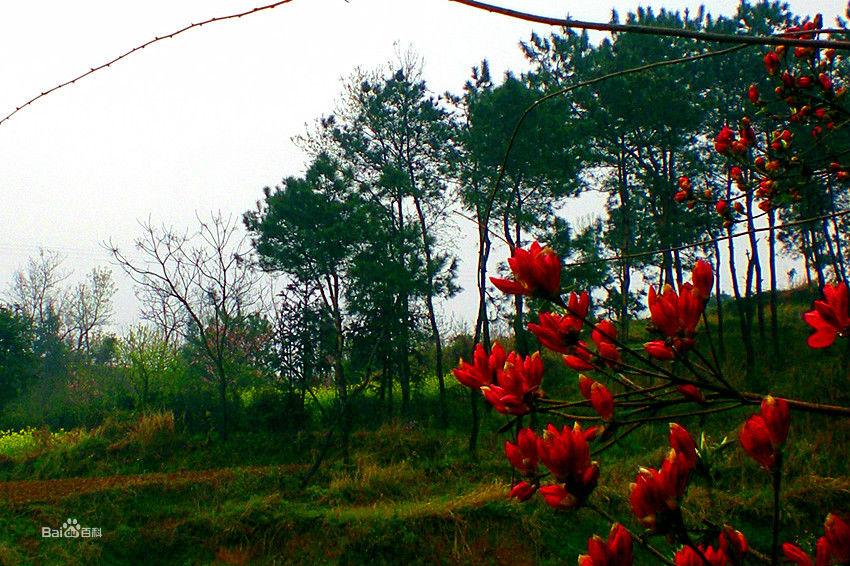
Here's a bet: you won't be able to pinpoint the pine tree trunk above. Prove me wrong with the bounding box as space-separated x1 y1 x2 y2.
412 197 447 428
713 239 725 359
768 209 780 366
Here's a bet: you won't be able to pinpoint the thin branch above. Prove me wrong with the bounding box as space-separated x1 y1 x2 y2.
450 0 850 50
0 0 296 127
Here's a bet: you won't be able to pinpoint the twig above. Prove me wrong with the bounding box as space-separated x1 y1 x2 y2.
450 0 850 50
1 0 296 127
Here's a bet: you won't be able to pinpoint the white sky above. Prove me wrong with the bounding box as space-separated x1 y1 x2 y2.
0 0 845 332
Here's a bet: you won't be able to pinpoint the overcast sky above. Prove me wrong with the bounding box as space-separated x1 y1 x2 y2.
0 0 845 332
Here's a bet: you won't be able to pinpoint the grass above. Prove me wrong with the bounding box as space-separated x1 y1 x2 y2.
0 290 847 564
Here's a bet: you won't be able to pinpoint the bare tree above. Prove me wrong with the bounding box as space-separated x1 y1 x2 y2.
110 212 259 439
135 285 186 347
65 267 116 356
8 248 70 329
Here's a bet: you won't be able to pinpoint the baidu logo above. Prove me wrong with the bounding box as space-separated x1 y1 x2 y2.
41 518 102 539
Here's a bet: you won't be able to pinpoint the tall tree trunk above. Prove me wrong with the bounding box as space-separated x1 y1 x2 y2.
809 225 827 290
768 209 780 367
745 190 765 340
713 239 725 359
802 229 814 289
412 197 447 428
827 177 848 283
396 197 412 417
727 178 754 385
469 200 492 457
617 143 632 339
330 279 350 466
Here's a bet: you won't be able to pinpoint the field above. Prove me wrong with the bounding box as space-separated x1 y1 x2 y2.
0 293 847 565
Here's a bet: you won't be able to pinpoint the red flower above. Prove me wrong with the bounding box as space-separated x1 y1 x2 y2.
629 450 691 533
803 282 850 349
505 427 539 476
782 513 849 566
673 527 747 565
644 340 675 360
673 544 729 566
563 341 595 371
783 536 832 566
578 523 634 566
491 241 561 299
528 292 589 353
764 51 781 74
509 480 537 501
669 423 697 471
720 526 749 562
539 484 576 510
739 395 790 469
452 342 507 389
591 319 621 365
677 384 704 403
692 260 713 301
825 513 850 564
537 423 600 505
579 376 614 421
714 126 736 154
716 199 729 216
481 351 544 415
747 84 760 103
644 281 704 358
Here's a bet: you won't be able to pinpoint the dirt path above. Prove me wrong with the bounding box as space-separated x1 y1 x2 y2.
0 464 304 505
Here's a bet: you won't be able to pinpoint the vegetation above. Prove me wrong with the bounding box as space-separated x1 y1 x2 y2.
2 1 850 564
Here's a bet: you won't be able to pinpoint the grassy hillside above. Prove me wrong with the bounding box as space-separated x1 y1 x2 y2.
0 290 848 565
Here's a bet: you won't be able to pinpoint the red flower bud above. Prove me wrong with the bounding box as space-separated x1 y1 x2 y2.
509 480 537 501
825 513 850 563
677 384 704 403
747 84 760 103
645 340 675 360
739 395 790 469
764 51 781 74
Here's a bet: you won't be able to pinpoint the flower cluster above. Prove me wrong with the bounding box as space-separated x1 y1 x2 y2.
678 20 847 219
452 343 545 415
505 423 600 510
579 523 633 566
490 241 562 299
643 260 713 362
629 423 698 534
673 527 748 566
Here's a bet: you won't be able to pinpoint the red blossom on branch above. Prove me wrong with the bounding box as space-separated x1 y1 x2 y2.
579 375 615 421
528 291 590 353
739 395 789 470
537 422 600 508
783 513 850 566
452 342 507 389
504 427 539 476
578 523 634 566
490 241 561 299
481 351 544 415
803 282 850 349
